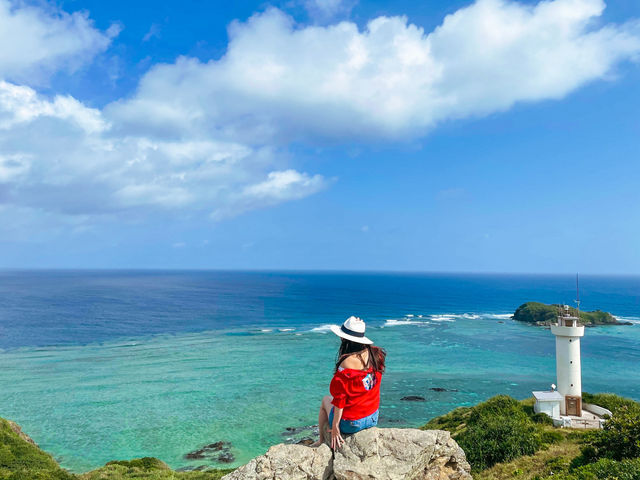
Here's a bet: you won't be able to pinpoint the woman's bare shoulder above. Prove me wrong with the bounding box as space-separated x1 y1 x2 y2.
340 354 365 370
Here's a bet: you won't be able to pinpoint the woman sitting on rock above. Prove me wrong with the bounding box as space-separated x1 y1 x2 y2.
313 316 386 450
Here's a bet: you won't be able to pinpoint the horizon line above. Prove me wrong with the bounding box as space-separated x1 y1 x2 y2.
0 267 638 277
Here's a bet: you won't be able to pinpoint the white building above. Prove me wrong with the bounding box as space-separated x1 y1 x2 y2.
533 390 562 418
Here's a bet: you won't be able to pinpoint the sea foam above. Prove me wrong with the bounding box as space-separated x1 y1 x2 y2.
383 317 430 327
615 316 640 325
310 324 334 333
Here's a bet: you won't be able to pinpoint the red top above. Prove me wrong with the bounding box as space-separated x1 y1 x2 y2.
330 367 382 420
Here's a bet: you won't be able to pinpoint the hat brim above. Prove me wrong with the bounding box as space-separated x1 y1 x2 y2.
330 325 373 345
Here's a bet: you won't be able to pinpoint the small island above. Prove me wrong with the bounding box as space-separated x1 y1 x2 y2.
512 302 632 326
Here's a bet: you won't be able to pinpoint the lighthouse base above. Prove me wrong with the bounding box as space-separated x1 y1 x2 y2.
553 410 604 429
533 392 611 429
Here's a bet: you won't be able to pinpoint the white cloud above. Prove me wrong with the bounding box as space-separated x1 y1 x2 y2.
0 0 118 83
1 0 639 231
0 80 107 132
0 81 327 221
212 169 327 219
142 23 161 42
111 0 640 143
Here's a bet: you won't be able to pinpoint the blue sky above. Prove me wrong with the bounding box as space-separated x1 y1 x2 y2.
0 0 639 272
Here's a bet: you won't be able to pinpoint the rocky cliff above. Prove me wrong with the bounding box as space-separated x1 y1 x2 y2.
222 427 472 480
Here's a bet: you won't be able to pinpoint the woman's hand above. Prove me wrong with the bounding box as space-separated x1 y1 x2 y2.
330 406 345 449
329 427 344 450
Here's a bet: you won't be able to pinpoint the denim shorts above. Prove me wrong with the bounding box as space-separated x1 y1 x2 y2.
329 408 379 434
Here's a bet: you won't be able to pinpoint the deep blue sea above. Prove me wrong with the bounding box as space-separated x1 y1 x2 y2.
0 271 638 472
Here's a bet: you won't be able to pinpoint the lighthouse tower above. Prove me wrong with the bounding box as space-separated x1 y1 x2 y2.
551 305 584 416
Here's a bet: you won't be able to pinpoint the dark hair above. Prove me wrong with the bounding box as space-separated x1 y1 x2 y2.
335 338 386 374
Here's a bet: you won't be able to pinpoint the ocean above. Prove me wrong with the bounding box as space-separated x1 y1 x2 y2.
0 270 638 472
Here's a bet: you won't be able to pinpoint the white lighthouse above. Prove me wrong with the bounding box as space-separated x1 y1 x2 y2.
533 284 612 428
551 305 584 416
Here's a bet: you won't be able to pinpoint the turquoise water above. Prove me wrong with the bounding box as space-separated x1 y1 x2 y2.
1 314 639 472
0 271 638 472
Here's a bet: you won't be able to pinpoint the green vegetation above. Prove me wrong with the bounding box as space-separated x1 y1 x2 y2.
78 458 233 480
456 396 544 471
0 418 233 480
512 302 624 326
423 393 640 480
582 392 640 414
422 395 556 471
542 457 640 480
572 394 640 469
0 418 74 480
474 430 583 480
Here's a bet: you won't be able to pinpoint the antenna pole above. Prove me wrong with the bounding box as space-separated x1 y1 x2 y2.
575 273 581 319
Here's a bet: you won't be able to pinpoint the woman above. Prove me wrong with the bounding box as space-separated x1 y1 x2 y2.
313 316 386 450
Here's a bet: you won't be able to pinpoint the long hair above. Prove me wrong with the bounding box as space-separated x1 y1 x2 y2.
335 338 386 374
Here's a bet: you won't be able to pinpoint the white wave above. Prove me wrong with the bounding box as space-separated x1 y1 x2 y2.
384 319 414 326
259 328 273 333
278 328 295 332
615 316 640 324
310 324 334 332
406 314 414 318
427 312 511 322
384 318 430 327
430 315 457 322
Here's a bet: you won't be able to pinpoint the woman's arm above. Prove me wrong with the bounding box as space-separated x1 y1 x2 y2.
330 407 345 450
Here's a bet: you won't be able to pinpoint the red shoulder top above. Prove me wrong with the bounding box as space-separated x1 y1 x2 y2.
329 367 382 420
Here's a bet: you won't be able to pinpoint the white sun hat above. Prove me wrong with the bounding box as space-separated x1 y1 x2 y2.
330 316 374 345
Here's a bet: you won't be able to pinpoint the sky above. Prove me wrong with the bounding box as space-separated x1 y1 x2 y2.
0 0 639 272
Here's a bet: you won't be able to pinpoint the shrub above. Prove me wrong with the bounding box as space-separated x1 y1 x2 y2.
456 396 543 471
105 457 170 470
582 392 640 416
541 457 640 480
532 412 554 425
582 405 640 462
540 430 563 445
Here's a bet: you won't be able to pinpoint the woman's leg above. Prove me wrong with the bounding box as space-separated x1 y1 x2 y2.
311 395 333 447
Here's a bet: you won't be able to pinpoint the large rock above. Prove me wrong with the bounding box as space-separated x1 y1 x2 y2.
222 428 471 480
222 443 333 480
333 428 470 480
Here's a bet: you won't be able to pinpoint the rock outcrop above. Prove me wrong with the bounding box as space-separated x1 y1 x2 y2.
7 420 37 446
184 440 235 463
222 427 471 480
222 443 333 480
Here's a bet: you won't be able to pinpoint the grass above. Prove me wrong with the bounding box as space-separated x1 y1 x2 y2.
78 459 234 480
474 428 585 480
